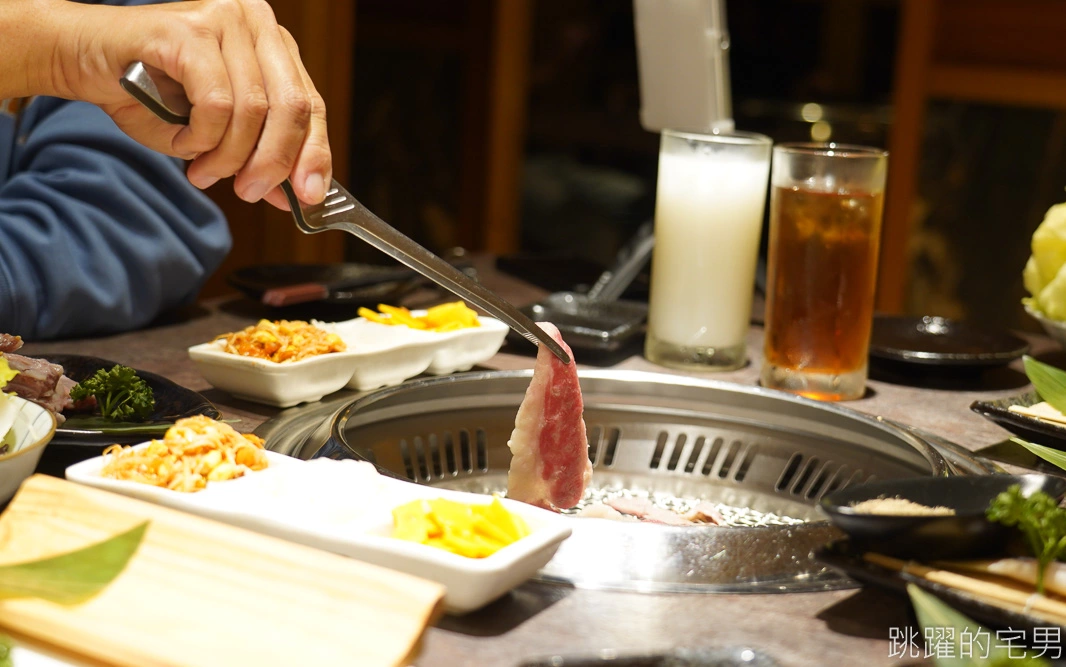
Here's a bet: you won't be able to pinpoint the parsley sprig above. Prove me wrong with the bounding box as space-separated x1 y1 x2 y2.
986 485 1066 594
70 365 155 422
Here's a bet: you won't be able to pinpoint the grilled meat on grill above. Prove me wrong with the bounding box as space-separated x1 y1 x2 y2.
0 334 75 422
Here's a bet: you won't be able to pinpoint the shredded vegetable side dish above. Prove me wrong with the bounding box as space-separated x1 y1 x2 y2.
215 319 346 362
359 301 481 332
100 415 269 492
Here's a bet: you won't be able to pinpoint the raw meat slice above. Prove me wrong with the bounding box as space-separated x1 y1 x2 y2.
576 503 638 522
506 322 591 510
605 497 695 526
683 501 726 525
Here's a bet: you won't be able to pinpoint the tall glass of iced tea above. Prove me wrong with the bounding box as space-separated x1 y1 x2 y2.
760 144 888 401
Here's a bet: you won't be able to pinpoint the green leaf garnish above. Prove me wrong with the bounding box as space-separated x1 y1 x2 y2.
1011 436 1066 472
1023 355 1066 414
908 583 1050 666
57 417 175 436
0 521 147 605
59 417 239 436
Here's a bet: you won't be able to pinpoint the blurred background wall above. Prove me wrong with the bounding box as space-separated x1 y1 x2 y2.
203 0 1066 334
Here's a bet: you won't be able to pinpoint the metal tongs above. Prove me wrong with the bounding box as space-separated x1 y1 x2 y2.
120 62 570 364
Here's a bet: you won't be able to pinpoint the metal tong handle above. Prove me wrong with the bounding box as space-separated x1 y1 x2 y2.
119 62 571 364
284 187 572 359
120 62 192 122
585 222 654 302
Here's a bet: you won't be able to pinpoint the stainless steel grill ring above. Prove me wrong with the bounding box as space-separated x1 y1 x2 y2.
269 369 991 594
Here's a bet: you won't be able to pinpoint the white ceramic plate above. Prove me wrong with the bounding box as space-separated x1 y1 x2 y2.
0 396 57 502
1025 302 1066 349
188 316 508 406
187 341 360 408
322 315 509 391
65 448 571 613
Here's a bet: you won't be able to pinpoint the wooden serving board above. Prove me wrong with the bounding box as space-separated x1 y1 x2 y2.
0 475 445 667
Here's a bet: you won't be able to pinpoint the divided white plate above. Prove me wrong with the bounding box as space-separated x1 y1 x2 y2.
65 449 571 613
187 341 360 408
188 315 508 406
322 314 509 390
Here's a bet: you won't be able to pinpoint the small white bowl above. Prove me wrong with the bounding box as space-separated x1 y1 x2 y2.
188 341 360 408
0 396 57 502
1025 302 1066 348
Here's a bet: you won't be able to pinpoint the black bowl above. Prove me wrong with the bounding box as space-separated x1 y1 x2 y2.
819 474 1066 561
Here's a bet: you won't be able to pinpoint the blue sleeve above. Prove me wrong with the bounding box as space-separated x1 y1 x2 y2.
0 97 231 340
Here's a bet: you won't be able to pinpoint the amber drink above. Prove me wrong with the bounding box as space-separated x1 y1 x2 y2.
761 144 888 401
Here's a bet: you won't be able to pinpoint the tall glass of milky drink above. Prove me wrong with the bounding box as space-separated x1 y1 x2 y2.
760 143 888 401
645 130 772 371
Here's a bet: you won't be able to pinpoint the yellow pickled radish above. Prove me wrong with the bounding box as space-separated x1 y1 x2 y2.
390 496 529 558
480 497 530 541
358 301 481 332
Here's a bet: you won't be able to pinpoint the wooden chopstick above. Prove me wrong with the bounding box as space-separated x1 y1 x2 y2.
863 552 1066 627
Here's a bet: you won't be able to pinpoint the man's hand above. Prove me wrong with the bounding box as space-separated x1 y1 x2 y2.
46 0 332 209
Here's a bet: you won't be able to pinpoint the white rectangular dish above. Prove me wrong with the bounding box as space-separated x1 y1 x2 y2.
188 315 508 406
323 314 509 390
65 449 571 613
187 341 359 408
320 318 445 391
421 316 511 375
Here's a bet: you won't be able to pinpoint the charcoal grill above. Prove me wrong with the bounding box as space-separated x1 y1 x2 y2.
264 369 993 594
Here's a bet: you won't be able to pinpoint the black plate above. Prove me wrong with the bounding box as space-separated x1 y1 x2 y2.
971 391 1066 451
227 263 420 306
524 292 646 351
815 539 1066 638
505 292 648 363
819 474 1066 561
48 355 220 445
869 315 1029 367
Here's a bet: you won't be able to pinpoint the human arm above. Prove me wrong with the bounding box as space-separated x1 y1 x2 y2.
0 97 231 340
0 0 329 209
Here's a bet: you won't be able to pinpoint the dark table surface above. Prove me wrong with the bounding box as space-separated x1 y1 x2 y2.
20 257 1064 667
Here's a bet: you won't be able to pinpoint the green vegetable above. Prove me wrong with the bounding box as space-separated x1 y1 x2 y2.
986 485 1066 594
69 365 155 422
1024 201 1066 320
1023 355 1066 414
1011 436 1066 472
908 583 1050 666
0 521 147 606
